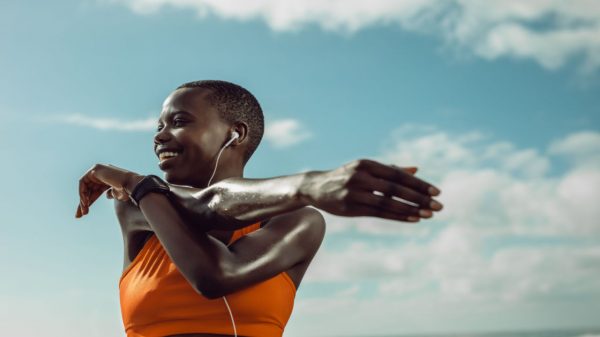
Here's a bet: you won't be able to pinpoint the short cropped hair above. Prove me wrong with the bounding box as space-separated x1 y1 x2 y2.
177 80 264 166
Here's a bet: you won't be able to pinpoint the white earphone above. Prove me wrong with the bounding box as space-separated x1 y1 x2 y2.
228 131 240 145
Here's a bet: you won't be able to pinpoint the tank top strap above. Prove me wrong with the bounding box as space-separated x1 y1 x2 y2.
227 222 261 246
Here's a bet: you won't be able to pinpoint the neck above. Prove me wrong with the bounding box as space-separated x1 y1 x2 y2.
206 163 244 187
171 152 244 188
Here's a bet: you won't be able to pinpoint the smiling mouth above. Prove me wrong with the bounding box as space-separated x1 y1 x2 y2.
159 151 181 161
158 152 182 167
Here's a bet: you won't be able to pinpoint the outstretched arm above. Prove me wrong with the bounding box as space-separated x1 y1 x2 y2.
164 159 442 231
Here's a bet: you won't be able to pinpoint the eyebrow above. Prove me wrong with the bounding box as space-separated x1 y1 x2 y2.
158 110 195 123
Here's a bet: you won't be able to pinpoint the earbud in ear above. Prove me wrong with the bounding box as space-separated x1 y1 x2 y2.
223 131 240 149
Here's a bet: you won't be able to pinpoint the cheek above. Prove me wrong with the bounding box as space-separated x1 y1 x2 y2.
199 132 222 155
182 135 216 164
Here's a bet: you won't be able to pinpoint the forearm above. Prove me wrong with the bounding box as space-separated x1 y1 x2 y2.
168 171 317 230
136 192 234 298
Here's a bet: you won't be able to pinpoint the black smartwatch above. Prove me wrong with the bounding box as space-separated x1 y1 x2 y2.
129 175 171 207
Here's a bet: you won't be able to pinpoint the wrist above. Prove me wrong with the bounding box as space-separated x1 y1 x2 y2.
124 173 146 194
297 171 319 207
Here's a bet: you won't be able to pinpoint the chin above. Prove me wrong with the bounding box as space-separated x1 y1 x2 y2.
161 171 183 185
163 171 197 187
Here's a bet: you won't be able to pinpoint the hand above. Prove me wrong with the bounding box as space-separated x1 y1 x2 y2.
76 163 144 218
300 159 443 222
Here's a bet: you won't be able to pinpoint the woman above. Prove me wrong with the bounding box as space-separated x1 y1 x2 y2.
75 80 443 337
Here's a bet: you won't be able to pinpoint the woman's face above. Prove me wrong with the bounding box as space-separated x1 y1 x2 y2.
154 87 229 187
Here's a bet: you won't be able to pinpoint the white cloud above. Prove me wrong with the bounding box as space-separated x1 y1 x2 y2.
42 114 315 151
548 130 600 169
264 118 312 148
289 126 600 334
375 126 600 236
115 0 600 73
47 113 156 131
297 225 600 334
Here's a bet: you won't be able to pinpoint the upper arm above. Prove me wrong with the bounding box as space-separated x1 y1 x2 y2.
214 206 326 296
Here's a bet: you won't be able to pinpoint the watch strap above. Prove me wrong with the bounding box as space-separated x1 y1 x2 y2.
130 175 171 207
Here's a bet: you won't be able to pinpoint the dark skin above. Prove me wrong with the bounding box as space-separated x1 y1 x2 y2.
76 87 444 337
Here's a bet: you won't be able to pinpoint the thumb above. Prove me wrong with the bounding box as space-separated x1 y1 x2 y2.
404 166 418 175
400 166 418 175
392 164 418 175
114 188 129 201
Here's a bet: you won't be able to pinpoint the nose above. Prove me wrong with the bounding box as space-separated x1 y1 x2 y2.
154 126 172 146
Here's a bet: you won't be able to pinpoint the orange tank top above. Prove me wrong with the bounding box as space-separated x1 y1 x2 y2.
119 222 297 337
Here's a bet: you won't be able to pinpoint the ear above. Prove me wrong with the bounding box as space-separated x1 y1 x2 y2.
231 122 249 146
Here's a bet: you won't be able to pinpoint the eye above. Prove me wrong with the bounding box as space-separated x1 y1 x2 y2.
173 118 187 127
156 124 164 132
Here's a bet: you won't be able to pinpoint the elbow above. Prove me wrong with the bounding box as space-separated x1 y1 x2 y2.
196 285 225 300
192 271 229 300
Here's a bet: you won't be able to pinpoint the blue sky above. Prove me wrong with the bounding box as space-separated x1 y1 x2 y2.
1 1 599 336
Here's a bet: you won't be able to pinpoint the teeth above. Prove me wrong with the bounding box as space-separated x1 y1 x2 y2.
159 151 180 160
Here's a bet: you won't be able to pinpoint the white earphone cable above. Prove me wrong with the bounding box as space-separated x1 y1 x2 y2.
224 240 238 337
207 132 239 337
207 134 236 187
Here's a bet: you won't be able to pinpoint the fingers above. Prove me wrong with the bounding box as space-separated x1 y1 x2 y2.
78 179 91 216
353 173 442 211
76 198 89 218
348 203 421 223
339 160 444 223
392 164 417 175
356 159 441 196
407 168 417 175
75 203 82 218
349 160 443 212
79 177 88 207
79 172 96 210
106 187 130 202
349 190 433 219
384 166 417 203
112 187 129 201
88 184 109 208
77 187 114 218
78 165 113 218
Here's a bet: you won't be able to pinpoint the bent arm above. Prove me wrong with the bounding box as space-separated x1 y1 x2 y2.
159 161 439 231
134 191 325 299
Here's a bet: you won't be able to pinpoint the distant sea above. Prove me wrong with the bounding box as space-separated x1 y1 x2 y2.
344 328 600 337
